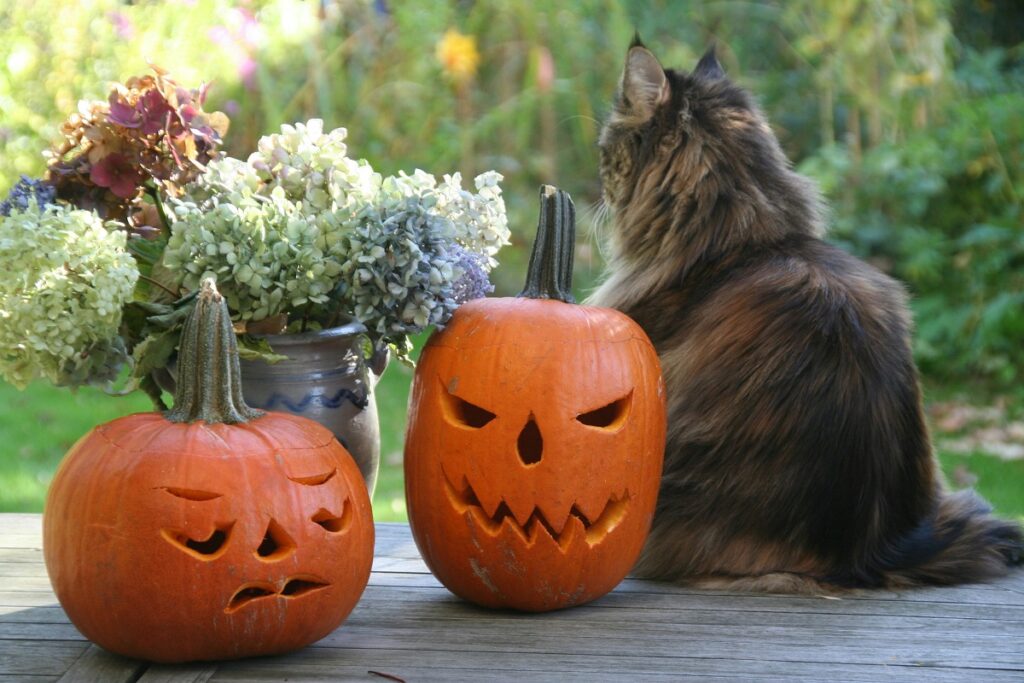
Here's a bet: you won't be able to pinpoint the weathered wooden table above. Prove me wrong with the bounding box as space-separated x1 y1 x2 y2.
2 513 1023 681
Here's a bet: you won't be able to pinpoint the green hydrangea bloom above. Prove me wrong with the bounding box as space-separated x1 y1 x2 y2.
165 120 510 344
0 203 138 388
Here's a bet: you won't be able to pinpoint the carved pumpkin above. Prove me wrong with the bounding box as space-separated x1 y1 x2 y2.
43 280 374 663
405 186 665 611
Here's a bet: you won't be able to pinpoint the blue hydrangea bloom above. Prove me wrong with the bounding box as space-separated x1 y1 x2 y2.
0 176 57 217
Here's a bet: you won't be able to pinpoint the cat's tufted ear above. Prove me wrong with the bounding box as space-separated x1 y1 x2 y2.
619 44 669 120
694 45 725 80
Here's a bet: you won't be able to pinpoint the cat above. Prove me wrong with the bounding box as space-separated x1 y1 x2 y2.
588 37 1023 592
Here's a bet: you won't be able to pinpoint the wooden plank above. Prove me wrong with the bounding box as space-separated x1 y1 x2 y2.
138 663 217 683
0 515 1022 683
0 517 41 551
0 605 68 624
310 610 1022 670
0 539 40 552
0 577 51 593
0 622 84 641
0 593 57 609
208 647 1024 682
0 549 43 565
56 644 146 683
366 571 1024 613
334 593 1024 633
0 640 87 677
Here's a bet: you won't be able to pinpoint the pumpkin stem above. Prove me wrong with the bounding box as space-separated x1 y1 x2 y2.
518 185 576 303
165 278 264 424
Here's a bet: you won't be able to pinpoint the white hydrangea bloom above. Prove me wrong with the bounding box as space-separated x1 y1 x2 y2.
0 204 138 388
168 120 509 344
248 119 382 218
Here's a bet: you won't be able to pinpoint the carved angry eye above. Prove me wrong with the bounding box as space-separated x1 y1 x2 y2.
440 381 496 429
158 487 222 501
162 523 234 560
288 469 336 486
158 486 234 560
576 391 632 430
311 503 352 534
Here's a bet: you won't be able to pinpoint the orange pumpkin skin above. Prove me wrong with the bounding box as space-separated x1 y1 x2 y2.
44 411 373 662
405 296 665 611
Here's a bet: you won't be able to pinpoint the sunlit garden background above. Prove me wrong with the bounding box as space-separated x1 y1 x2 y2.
1 0 1022 521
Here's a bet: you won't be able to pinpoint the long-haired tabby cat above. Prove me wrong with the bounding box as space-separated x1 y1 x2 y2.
589 38 1022 592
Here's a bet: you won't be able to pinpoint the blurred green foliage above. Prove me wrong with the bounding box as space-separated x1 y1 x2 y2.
1 0 1022 517
2 0 1020 386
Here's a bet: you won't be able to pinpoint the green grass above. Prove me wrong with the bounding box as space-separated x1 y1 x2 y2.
0 368 415 523
938 451 1024 522
0 382 152 511
2 374 1021 524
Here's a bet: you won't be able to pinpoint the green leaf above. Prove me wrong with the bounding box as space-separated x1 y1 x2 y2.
237 336 289 364
146 290 199 330
126 235 168 267
132 329 180 379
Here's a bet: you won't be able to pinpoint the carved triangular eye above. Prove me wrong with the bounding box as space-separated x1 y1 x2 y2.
576 392 632 429
440 381 496 428
452 395 496 428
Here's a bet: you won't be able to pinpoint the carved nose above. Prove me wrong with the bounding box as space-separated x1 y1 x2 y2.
517 415 543 465
255 518 296 561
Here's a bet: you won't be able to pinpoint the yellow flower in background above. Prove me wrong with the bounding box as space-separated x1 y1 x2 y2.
436 29 480 82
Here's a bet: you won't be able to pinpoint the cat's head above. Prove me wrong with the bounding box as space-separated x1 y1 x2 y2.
599 39 759 209
598 38 821 260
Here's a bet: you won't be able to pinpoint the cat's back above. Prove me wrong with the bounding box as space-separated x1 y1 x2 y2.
654 236 920 424
655 236 932 561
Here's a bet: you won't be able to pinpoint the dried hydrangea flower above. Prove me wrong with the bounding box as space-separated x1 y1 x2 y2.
0 204 138 388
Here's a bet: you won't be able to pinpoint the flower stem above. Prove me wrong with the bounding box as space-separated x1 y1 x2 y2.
138 273 179 299
148 185 172 237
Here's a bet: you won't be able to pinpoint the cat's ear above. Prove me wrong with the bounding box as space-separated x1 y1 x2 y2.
694 45 725 80
619 44 669 119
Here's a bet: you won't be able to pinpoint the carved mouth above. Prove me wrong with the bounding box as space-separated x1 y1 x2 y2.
225 576 330 612
443 472 630 549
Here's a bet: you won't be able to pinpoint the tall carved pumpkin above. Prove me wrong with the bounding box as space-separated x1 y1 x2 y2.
43 280 374 662
405 186 665 611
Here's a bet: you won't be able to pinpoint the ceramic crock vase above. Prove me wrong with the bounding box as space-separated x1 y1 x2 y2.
237 322 388 497
158 320 387 497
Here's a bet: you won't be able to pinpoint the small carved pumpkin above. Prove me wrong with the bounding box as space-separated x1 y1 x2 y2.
405 186 665 611
43 280 374 662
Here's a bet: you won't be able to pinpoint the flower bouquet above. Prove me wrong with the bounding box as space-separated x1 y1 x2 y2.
0 70 509 409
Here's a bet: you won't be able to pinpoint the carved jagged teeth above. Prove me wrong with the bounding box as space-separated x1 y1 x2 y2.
443 474 473 514
535 501 569 536
585 491 631 545
573 497 606 528
472 484 502 521
467 504 502 536
501 514 530 545
507 499 536 530
446 470 632 546
558 514 586 550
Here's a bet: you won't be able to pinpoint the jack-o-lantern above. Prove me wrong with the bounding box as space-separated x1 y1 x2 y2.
405 186 665 611
43 280 374 662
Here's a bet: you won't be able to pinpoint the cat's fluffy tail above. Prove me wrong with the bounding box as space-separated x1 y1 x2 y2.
878 489 1022 588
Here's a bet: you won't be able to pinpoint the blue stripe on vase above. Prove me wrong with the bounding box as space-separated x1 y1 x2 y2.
263 387 369 412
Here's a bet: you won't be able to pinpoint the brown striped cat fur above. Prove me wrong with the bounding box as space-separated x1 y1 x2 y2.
589 39 1022 592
